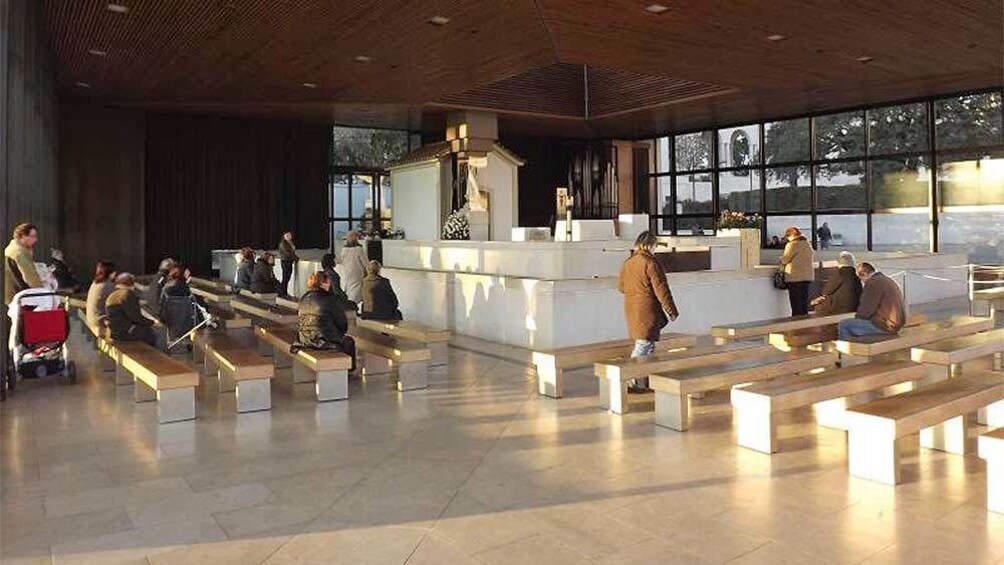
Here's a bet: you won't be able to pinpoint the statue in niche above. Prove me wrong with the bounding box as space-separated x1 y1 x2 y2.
465 165 489 212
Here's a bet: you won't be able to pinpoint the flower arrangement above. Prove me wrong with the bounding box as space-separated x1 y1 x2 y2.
441 207 470 240
717 210 761 230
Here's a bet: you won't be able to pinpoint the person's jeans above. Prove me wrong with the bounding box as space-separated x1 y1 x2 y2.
280 260 294 296
629 339 656 389
787 281 810 316
837 318 890 340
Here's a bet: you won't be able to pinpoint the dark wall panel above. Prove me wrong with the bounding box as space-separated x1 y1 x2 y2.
59 105 145 277
144 115 331 274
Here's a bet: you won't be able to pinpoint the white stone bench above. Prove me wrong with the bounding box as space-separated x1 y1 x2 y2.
254 325 352 402
846 371 1004 485
911 328 1004 426
711 312 855 341
195 332 273 413
357 319 450 366
348 326 432 391
973 287 1004 326
105 340 198 424
731 360 926 453
649 348 838 431
593 340 773 414
835 316 993 358
978 428 1004 514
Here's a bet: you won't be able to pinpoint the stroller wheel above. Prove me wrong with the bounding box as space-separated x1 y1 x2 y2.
65 362 78 384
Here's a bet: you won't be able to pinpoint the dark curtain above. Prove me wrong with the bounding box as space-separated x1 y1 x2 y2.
144 114 331 274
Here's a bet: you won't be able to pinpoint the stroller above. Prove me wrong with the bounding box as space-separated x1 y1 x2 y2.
159 294 216 353
4 289 77 400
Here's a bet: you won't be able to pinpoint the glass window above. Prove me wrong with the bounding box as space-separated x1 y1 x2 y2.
675 131 713 172
815 214 868 250
331 173 350 218
653 176 673 233
332 126 409 168
935 92 1003 150
939 210 1004 264
765 166 811 211
871 157 930 209
938 154 1004 207
871 212 929 252
379 175 393 230
331 221 351 242
655 137 671 173
674 172 713 213
676 216 714 236
718 125 760 167
718 169 761 213
816 162 867 210
764 118 809 164
813 111 865 160
867 103 928 155
766 215 812 243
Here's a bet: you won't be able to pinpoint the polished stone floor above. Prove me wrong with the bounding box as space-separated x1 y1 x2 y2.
2 319 1002 565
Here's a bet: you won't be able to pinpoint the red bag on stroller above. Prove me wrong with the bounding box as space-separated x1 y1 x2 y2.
21 308 69 346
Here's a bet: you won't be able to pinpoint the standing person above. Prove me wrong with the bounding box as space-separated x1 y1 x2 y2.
278 231 298 297
360 261 402 321
817 222 833 250
233 247 255 291
296 271 349 350
780 226 814 316
106 273 158 347
618 231 679 394
4 223 42 304
48 248 80 292
837 262 906 340
811 251 862 315
85 261 117 331
340 230 368 304
251 252 280 294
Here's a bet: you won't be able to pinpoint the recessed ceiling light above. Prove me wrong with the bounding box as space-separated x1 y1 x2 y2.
88 49 107 57
644 4 669 14
427 15 450 26
106 3 128 14
353 55 373 63
766 34 786 42
74 82 91 88
856 56 874 63
302 82 318 89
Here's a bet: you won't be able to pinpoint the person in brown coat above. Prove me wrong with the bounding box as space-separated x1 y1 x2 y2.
837 262 906 340
811 251 862 315
618 231 679 393
779 226 814 316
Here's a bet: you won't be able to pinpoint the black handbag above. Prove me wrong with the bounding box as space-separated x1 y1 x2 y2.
772 269 788 290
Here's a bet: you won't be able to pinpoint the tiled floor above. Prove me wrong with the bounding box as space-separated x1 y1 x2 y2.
2 317 1003 565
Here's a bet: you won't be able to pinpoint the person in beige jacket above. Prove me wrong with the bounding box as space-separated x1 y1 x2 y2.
779 226 814 316
4 223 43 304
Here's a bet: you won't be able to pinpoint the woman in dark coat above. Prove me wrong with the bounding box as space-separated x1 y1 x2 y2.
811 251 862 315
320 252 353 309
234 247 255 291
360 261 402 321
618 231 679 393
297 271 348 350
250 252 279 294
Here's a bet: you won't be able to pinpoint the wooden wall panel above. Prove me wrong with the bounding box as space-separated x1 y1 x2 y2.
59 105 145 277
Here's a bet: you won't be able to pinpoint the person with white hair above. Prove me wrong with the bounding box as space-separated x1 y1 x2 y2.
811 251 862 315
339 230 368 304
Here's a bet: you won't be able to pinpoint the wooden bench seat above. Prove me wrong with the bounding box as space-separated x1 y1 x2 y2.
768 313 927 349
846 371 1004 485
978 428 1004 514
731 360 926 453
357 319 450 366
206 305 251 331
189 280 232 304
533 333 697 399
195 332 274 412
911 328 1004 426
231 296 298 326
593 340 774 414
835 316 993 358
105 340 198 423
973 287 1004 326
348 326 431 391
254 325 352 402
648 348 838 431
711 312 854 341
277 295 358 327
239 289 277 304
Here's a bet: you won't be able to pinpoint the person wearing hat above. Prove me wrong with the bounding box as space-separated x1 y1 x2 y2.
811 251 862 315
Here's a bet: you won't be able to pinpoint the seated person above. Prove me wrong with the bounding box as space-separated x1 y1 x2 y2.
296 271 349 351
106 273 158 347
320 252 353 310
360 261 402 321
811 251 862 315
85 260 116 330
250 252 279 294
837 262 906 340
160 264 192 300
234 247 255 291
48 248 80 292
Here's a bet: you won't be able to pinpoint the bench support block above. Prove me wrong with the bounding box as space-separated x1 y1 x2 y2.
430 342 449 366
979 400 1004 427
236 379 271 412
134 376 157 403
848 419 900 485
733 396 776 454
919 415 973 455
218 368 236 393
536 358 562 399
397 361 428 391
115 362 134 385
257 338 274 357
654 391 690 431
292 362 316 384
100 353 116 374
157 388 196 423
988 459 1004 514
362 352 392 376
599 377 629 415
272 349 292 369
316 369 348 401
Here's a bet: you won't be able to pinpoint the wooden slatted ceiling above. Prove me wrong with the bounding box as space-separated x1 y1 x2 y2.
436 63 586 118
586 67 736 118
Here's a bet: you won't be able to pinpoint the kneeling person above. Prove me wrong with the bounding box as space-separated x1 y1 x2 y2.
106 273 158 347
360 261 402 321
837 262 905 340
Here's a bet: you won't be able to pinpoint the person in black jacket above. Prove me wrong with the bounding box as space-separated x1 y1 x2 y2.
251 252 279 294
278 231 298 297
234 247 255 291
106 273 158 347
297 271 348 350
812 251 862 315
320 252 354 310
160 264 192 300
360 261 403 321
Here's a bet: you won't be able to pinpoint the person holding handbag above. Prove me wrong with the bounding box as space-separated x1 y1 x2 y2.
779 226 814 316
